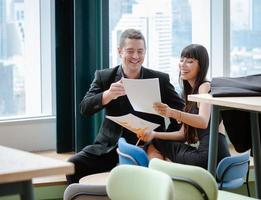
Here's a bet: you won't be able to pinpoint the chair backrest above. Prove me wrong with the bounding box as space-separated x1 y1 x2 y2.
117 137 149 167
64 184 109 200
106 165 174 200
149 158 218 200
216 152 250 188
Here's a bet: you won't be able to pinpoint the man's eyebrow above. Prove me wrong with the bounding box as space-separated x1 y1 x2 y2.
125 48 144 50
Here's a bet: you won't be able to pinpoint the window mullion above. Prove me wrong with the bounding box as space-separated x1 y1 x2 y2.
24 0 41 115
210 0 230 78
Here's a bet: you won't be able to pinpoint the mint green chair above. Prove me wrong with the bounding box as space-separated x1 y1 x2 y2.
149 158 256 200
106 165 174 200
149 158 217 200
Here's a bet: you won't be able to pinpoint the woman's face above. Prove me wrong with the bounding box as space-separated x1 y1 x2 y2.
179 57 200 85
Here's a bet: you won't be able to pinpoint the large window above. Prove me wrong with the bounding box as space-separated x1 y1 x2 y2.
109 0 210 87
109 0 261 84
230 0 261 77
0 0 54 121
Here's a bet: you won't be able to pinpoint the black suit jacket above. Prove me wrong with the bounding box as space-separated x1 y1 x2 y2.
80 65 184 155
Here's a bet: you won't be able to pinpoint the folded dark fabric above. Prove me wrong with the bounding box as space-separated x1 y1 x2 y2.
211 74 261 97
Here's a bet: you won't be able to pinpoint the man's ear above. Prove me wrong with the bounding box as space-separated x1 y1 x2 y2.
118 48 122 57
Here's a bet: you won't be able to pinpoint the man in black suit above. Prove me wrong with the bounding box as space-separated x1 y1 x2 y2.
67 28 184 183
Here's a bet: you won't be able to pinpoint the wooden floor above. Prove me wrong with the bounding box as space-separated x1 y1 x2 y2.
33 151 74 186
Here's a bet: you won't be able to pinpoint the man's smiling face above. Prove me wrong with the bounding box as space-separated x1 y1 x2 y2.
118 38 146 74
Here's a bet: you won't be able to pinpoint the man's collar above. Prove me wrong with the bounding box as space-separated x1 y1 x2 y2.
118 65 144 79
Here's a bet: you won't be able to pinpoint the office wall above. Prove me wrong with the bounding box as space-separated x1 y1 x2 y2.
0 118 55 151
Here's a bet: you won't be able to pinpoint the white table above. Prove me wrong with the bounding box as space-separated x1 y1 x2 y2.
0 145 74 200
188 94 261 199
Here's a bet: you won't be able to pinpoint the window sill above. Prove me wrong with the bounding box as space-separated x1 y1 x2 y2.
0 115 56 126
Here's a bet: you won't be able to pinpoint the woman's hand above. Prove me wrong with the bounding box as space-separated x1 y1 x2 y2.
153 102 172 118
137 129 155 142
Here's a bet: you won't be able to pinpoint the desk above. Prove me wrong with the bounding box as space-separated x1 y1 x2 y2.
188 94 261 199
0 145 74 200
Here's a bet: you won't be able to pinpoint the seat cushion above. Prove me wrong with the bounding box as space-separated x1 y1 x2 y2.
79 172 110 185
218 178 244 189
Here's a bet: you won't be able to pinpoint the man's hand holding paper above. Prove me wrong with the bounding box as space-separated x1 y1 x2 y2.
102 79 126 105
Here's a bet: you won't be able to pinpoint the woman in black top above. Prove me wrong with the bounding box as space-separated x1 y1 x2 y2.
139 44 230 169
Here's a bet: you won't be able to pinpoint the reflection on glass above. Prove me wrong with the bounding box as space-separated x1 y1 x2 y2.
0 0 25 117
230 0 261 76
109 0 209 92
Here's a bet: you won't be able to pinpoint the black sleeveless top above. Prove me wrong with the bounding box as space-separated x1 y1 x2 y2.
153 105 231 169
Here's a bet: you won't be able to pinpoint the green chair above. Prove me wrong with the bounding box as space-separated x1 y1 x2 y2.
149 158 256 200
106 165 174 200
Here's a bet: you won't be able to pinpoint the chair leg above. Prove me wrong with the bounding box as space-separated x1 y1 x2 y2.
246 161 251 197
219 181 223 190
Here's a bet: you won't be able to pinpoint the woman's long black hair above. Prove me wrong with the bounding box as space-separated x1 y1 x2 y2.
179 44 209 144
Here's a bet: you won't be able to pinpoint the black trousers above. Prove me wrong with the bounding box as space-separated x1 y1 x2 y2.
222 110 261 153
66 149 118 184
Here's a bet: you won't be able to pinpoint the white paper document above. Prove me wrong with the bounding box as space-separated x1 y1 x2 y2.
106 114 160 135
122 78 161 115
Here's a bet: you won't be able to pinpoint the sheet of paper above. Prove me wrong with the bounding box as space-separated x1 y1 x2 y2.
122 78 161 115
106 114 160 135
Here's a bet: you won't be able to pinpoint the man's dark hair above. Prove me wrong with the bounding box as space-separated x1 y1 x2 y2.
118 28 146 49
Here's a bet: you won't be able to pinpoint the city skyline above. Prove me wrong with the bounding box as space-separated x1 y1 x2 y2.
0 0 261 117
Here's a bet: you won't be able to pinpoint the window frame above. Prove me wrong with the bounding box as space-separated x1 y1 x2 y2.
0 0 56 151
1 0 249 151
210 0 230 77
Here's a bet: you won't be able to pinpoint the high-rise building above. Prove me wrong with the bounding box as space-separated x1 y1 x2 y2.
111 0 173 75
111 15 147 67
231 0 261 49
0 0 7 59
0 0 24 116
252 0 261 31
171 0 192 57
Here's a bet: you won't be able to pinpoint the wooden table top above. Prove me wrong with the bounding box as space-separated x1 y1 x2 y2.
188 94 261 112
0 145 74 184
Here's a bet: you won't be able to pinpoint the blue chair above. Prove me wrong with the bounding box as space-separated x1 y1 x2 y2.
117 137 149 167
216 152 250 196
